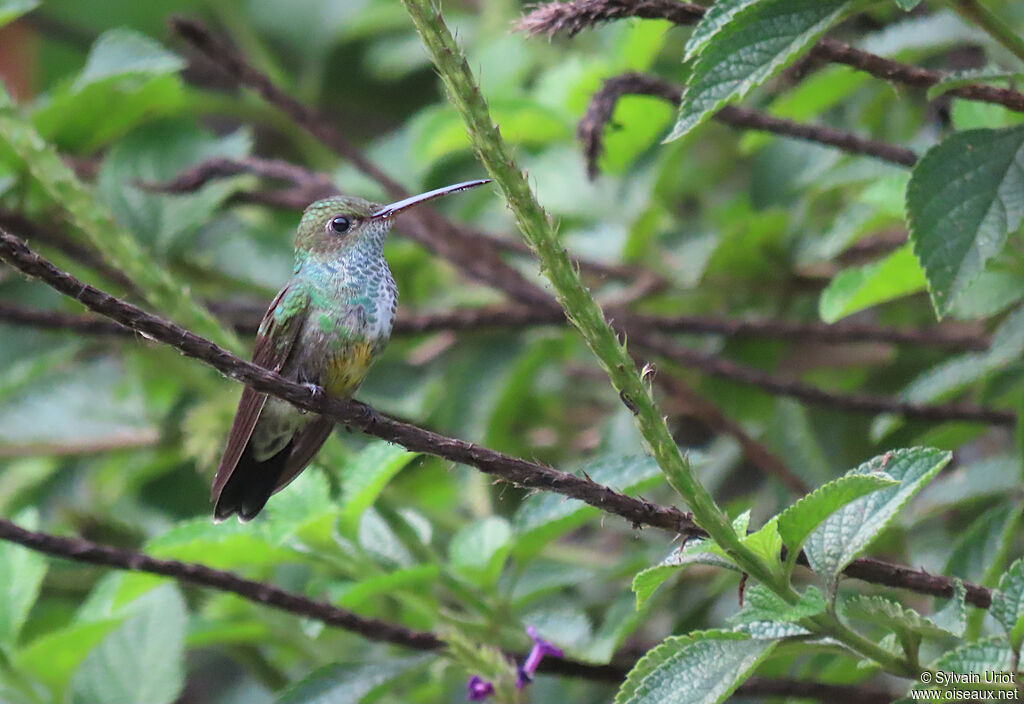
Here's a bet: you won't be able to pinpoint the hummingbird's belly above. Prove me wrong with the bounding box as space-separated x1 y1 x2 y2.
322 339 376 396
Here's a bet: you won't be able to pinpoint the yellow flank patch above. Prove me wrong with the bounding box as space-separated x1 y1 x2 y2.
324 341 375 397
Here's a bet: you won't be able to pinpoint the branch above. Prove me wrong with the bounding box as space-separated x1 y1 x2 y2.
0 230 995 608
0 227 700 538
519 0 1024 113
169 17 552 308
578 72 917 179
632 328 1013 426
0 517 897 701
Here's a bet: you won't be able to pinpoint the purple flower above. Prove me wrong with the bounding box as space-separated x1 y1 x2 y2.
466 675 495 701
516 626 564 689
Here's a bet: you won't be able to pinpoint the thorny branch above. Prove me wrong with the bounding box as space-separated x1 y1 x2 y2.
518 0 1024 113
578 73 918 179
0 227 701 538
0 518 895 702
0 228 997 609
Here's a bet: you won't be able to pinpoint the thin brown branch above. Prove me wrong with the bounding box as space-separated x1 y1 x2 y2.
632 328 1013 427
0 517 897 700
519 0 1024 114
578 72 917 179
0 227 700 538
169 17 551 307
0 228 997 609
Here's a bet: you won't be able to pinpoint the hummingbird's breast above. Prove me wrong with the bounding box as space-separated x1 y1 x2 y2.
293 255 397 397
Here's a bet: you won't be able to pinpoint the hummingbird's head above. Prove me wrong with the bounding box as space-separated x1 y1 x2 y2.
294 179 492 259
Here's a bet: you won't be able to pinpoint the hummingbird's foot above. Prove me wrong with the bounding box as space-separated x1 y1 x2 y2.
301 383 326 409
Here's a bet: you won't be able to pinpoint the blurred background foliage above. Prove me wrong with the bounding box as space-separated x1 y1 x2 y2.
0 0 1023 702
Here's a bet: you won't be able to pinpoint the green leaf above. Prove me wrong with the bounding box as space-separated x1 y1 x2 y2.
732 584 827 624
513 454 663 555
275 656 432 704
990 558 1024 649
804 448 951 584
330 564 440 610
944 503 1022 585
819 245 927 323
931 579 967 639
615 630 776 704
907 125 1024 317
16 619 123 699
338 441 419 535
778 473 898 553
0 508 47 646
73 28 184 89
741 517 782 567
841 594 953 638
930 636 1013 674
0 0 38 28
70 585 187 704
892 0 922 9
683 0 759 58
926 69 1024 101
667 0 852 141
448 516 512 587
632 513 750 607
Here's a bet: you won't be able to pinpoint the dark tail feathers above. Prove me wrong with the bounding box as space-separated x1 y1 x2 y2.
213 440 293 522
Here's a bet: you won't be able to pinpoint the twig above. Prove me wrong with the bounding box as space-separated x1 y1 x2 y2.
169 17 552 307
0 517 897 700
577 73 917 178
632 328 1013 426
0 230 995 608
0 227 700 538
0 210 136 291
518 0 1024 113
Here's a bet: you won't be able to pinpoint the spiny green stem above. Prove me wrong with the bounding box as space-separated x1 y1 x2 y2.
397 0 768 584
950 0 1024 65
398 0 929 680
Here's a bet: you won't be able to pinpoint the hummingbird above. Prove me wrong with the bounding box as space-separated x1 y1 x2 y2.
211 179 491 522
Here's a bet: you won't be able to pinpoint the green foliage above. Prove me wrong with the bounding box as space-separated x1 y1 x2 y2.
907 126 1024 317
614 631 776 704
669 0 854 141
803 449 950 585
2 0 1024 702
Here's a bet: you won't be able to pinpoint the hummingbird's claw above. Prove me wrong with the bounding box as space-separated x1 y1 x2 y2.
301 382 326 405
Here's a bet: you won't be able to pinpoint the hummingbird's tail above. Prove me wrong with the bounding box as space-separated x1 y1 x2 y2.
213 440 293 522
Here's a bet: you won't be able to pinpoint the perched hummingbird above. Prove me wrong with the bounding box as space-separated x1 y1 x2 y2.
211 179 491 522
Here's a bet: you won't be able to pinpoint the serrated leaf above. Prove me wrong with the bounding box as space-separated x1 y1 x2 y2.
683 0 759 58
932 579 967 639
991 558 1024 649
733 584 826 624
667 0 852 141
338 441 419 535
742 517 783 569
735 621 812 638
615 630 776 704
804 448 950 583
907 125 1024 317
449 517 512 587
0 508 47 646
944 503 1022 585
275 656 431 704
842 595 953 638
930 636 1013 674
778 474 898 553
69 585 186 704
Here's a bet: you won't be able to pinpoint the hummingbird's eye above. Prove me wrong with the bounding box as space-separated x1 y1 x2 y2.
327 216 351 234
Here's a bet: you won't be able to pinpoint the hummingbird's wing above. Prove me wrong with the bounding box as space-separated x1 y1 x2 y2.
211 284 309 505
273 416 335 493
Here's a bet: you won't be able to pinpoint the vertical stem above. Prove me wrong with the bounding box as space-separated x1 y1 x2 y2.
397 0 770 584
951 0 1024 65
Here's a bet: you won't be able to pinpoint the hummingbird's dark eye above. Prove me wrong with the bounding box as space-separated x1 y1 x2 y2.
327 216 351 234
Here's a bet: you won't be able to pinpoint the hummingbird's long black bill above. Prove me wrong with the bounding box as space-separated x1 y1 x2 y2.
370 178 491 220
